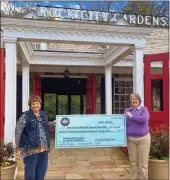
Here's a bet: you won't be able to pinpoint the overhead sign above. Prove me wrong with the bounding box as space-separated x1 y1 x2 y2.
1 2 169 27
38 7 169 27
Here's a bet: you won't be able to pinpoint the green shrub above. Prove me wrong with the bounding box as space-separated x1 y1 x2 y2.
150 125 169 160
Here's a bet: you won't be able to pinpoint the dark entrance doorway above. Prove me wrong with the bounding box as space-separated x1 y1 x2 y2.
41 78 86 120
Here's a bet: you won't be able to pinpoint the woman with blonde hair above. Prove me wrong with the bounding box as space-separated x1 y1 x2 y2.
124 93 150 180
15 95 56 180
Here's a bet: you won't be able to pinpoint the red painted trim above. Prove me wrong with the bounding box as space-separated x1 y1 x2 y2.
33 74 41 97
86 75 96 114
144 52 169 128
0 48 5 139
92 75 96 114
86 76 92 114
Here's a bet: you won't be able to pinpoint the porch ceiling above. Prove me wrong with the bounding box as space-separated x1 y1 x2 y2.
17 41 132 66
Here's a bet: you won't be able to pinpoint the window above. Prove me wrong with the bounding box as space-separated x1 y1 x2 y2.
151 79 163 111
114 78 133 114
150 61 163 74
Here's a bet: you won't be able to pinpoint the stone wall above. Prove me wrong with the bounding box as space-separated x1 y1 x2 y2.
48 43 107 53
144 28 169 54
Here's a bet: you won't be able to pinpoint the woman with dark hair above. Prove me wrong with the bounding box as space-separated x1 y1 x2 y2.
15 95 56 180
124 93 150 180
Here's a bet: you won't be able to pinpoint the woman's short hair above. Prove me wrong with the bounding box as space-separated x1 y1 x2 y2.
28 95 42 106
130 93 142 105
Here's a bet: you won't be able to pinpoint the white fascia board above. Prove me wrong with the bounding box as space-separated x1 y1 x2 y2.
30 56 104 66
18 42 32 64
102 46 118 59
3 28 146 46
2 17 148 46
25 42 34 57
1 16 154 35
17 42 30 65
30 50 104 66
104 46 132 65
28 65 133 74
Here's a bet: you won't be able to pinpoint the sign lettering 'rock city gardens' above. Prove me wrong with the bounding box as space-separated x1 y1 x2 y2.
1 2 169 28
39 7 169 27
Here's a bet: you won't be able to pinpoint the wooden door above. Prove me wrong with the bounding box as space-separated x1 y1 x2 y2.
144 52 169 128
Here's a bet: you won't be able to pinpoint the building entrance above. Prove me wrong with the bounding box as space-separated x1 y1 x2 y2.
41 78 86 120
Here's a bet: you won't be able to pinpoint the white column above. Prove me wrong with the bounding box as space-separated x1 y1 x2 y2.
4 37 17 143
133 45 145 105
105 65 112 114
22 64 30 111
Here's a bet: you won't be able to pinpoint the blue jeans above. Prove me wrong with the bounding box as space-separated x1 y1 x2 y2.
23 151 48 180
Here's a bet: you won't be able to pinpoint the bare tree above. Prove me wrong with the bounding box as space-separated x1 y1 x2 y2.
123 1 169 16
76 1 169 16
1 1 40 17
76 1 113 12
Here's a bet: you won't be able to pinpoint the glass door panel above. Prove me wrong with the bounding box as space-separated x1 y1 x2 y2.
58 95 68 115
151 79 163 111
44 93 56 121
71 95 80 114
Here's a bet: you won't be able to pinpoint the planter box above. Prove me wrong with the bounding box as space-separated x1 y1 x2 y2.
1 164 17 180
148 159 168 180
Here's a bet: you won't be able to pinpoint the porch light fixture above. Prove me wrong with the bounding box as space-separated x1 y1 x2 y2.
64 68 70 78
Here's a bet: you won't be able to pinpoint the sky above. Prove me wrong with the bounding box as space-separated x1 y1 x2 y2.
11 1 128 12
7 1 169 17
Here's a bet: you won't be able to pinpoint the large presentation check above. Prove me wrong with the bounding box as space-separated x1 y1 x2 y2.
55 114 126 148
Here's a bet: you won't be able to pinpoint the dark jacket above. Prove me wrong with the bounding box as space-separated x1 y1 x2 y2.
19 110 50 149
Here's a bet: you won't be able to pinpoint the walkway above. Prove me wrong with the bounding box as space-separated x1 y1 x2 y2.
16 139 131 179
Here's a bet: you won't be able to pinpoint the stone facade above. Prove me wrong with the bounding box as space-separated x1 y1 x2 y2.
47 43 107 53
144 28 169 54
